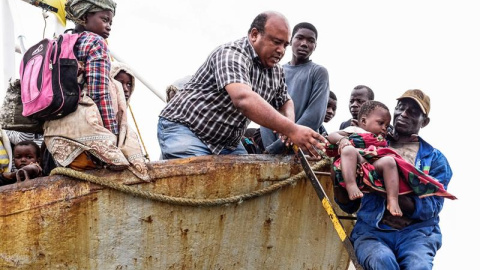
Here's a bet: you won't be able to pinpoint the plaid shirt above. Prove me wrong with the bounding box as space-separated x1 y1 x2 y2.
160 37 289 154
75 32 118 134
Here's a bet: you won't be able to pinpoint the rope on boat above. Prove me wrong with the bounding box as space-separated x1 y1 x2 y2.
50 159 331 207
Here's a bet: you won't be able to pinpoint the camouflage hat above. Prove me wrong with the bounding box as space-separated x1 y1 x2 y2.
65 0 117 26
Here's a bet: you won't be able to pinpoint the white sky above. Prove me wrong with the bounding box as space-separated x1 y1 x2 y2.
2 0 479 268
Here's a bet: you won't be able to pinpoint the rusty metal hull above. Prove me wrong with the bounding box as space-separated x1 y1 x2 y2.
0 155 354 269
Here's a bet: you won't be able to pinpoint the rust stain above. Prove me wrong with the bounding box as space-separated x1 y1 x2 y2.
264 217 272 226
139 215 153 223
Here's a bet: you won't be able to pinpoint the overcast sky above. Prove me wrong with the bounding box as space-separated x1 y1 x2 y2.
3 0 479 268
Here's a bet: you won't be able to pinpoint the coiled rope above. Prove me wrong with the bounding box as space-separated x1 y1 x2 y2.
50 159 331 207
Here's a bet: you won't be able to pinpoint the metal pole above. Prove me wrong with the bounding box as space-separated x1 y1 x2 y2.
1 0 16 92
109 50 167 103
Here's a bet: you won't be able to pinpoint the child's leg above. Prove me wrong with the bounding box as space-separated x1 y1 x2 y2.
373 156 402 216
340 145 364 200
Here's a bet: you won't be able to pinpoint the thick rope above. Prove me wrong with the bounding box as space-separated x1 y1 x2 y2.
50 159 331 207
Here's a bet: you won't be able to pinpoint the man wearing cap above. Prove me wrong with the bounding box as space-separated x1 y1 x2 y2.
333 89 453 269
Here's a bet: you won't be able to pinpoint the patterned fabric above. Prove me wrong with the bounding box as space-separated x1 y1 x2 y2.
160 36 289 154
0 79 44 134
65 0 116 26
75 32 118 134
109 62 149 181
4 130 43 147
0 140 10 173
43 62 150 182
0 129 12 172
110 62 136 98
331 133 456 199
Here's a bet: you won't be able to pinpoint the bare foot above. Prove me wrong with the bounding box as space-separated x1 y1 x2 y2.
387 198 403 216
345 184 364 200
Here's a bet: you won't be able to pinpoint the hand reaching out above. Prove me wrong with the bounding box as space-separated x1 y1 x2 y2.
288 125 328 157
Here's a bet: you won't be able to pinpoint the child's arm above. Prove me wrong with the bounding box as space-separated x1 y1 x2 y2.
0 173 15 186
326 126 368 154
1 171 16 184
0 163 42 184
326 126 363 145
16 163 42 181
326 130 350 145
323 130 354 157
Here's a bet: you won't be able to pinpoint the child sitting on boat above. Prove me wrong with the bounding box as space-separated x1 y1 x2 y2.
108 61 150 176
0 140 42 185
326 100 456 216
42 0 149 181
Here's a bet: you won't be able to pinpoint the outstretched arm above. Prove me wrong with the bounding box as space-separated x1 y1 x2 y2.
326 130 350 145
16 163 43 181
226 83 326 156
1 163 42 183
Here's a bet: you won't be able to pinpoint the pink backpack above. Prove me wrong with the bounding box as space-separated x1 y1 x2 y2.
19 33 81 120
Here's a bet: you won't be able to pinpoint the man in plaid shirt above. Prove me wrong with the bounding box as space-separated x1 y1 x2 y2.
158 11 327 159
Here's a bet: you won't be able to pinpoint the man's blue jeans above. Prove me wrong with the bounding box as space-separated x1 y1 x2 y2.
351 222 442 270
260 126 288 154
157 117 247 160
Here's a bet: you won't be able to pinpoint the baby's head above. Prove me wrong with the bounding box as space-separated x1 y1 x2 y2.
357 100 391 137
13 141 41 169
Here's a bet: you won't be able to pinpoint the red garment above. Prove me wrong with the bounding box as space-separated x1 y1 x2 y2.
331 133 456 199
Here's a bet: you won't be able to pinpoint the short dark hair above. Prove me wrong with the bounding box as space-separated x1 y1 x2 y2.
292 22 317 40
357 100 389 120
15 140 41 158
353 85 374 100
329 91 337 101
249 13 268 34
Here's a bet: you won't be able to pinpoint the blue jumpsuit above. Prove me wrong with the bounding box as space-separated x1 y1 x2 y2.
336 137 453 270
